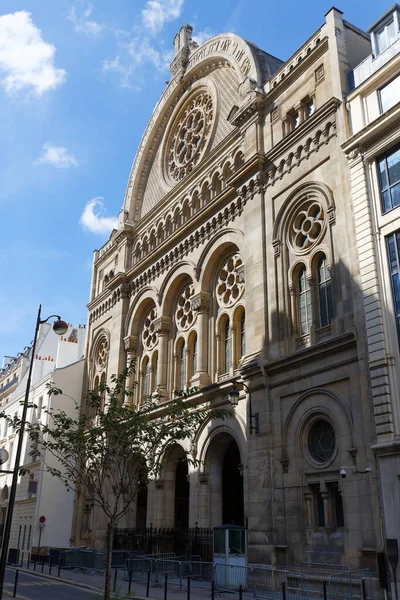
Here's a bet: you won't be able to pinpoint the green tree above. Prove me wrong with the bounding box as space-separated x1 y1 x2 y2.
11 362 231 600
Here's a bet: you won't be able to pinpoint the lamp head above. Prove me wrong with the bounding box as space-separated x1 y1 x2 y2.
53 319 68 336
228 384 240 406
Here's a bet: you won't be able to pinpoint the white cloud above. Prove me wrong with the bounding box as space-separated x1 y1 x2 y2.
0 11 66 96
103 37 171 88
68 4 103 36
80 198 118 235
142 0 184 34
34 143 78 169
192 29 213 46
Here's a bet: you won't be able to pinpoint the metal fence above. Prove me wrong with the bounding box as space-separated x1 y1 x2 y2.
252 567 308 600
113 525 213 561
327 569 374 600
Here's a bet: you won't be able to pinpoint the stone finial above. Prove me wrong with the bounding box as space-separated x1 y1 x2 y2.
170 24 195 79
173 24 193 55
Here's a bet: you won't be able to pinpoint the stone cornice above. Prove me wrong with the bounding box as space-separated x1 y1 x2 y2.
263 331 356 379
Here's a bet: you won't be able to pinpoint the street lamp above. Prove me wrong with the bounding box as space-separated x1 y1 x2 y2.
0 305 67 598
228 381 259 435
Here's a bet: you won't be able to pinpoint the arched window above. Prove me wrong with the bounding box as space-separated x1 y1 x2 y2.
152 352 158 393
224 318 232 373
179 342 186 390
143 358 150 398
191 334 197 378
317 257 333 327
240 311 246 357
298 267 312 335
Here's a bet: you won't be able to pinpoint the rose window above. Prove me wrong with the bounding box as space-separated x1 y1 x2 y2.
168 92 213 182
290 201 325 253
307 420 336 463
175 284 196 331
96 338 109 370
142 307 158 350
216 254 245 308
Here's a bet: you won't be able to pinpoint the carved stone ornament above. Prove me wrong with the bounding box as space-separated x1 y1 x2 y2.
289 200 326 255
216 254 245 308
96 338 109 370
124 335 138 354
167 91 214 182
176 283 196 330
153 316 170 336
191 291 210 313
142 306 158 350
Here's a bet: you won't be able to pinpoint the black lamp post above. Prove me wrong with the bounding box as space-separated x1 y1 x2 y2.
0 305 67 598
228 381 259 435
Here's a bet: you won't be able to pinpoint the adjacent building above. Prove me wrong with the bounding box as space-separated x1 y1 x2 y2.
72 4 394 575
344 3 400 592
0 322 86 552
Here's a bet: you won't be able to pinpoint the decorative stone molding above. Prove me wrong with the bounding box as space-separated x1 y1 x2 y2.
153 316 170 336
124 335 138 354
280 458 289 474
191 291 210 313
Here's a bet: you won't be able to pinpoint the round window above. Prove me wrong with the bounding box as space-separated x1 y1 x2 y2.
307 420 336 463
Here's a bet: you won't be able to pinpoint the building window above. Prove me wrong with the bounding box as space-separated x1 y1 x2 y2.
37 396 43 421
152 352 158 393
379 75 400 113
378 147 400 213
223 319 232 373
308 420 336 464
375 18 396 55
387 231 400 343
191 335 197 378
240 311 246 357
330 483 344 528
179 342 186 390
317 257 334 327
314 486 325 527
142 358 150 398
298 267 312 335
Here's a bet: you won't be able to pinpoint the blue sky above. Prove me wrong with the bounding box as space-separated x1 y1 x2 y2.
0 0 390 360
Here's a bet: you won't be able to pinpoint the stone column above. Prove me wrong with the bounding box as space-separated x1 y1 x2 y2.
123 335 138 405
191 292 210 387
304 491 314 528
153 316 170 396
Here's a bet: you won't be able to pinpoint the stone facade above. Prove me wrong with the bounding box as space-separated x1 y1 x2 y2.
343 4 400 592
74 8 384 572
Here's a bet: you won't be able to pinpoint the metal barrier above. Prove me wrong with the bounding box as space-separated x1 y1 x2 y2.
64 549 81 568
180 560 214 587
252 567 308 600
215 563 253 593
124 557 153 582
327 569 373 600
301 563 349 578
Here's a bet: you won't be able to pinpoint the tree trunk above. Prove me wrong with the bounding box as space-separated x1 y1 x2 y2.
104 521 115 600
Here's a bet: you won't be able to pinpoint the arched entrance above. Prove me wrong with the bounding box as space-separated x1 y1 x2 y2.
175 460 189 528
222 439 244 525
160 444 189 529
205 432 244 527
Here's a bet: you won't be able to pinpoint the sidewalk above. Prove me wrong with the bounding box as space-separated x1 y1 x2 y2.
9 563 220 600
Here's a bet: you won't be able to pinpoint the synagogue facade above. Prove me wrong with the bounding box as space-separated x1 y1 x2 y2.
72 7 386 571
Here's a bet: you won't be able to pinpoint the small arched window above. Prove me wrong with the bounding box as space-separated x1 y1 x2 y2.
179 342 186 390
240 311 246 357
317 257 334 327
223 318 232 373
298 267 312 335
152 352 158 393
191 334 197 378
143 358 150 398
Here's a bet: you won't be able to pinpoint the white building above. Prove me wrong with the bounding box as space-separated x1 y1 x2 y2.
0 321 86 552
343 3 400 593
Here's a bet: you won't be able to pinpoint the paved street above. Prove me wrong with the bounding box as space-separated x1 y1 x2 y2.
3 568 100 599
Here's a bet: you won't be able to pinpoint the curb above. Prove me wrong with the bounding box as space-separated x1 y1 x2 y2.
8 565 149 598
